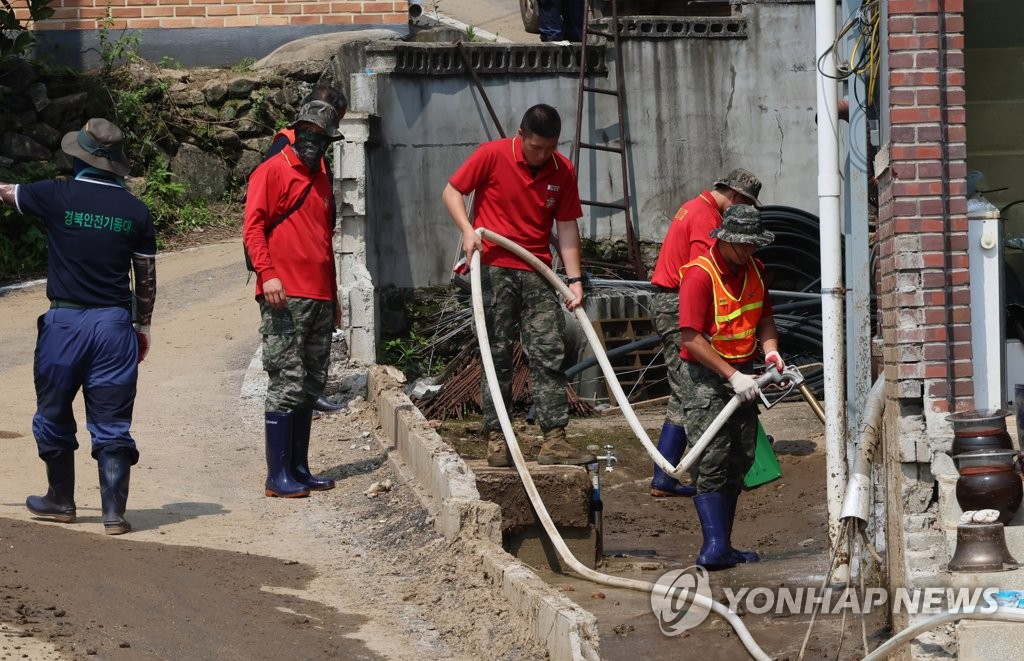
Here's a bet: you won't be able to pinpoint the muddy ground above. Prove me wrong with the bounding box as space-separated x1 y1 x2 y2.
438 399 890 660
0 240 546 661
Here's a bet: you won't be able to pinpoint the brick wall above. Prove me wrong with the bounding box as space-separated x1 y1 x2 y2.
876 0 971 415
27 1 407 31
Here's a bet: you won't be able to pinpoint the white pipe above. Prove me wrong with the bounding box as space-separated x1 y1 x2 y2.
840 374 885 523
470 230 771 661
861 607 1024 661
815 0 849 551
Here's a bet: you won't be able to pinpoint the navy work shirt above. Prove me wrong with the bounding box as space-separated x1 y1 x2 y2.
16 173 157 309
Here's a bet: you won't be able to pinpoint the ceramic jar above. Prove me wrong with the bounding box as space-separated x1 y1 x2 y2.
952 449 1023 524
947 409 1014 456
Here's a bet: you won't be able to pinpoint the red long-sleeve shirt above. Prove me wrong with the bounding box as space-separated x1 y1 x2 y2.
242 146 335 301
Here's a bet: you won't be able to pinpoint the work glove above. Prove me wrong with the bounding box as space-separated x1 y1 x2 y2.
728 370 759 403
765 350 785 373
135 324 151 363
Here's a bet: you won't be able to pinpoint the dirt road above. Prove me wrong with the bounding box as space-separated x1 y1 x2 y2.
0 240 543 661
431 0 535 42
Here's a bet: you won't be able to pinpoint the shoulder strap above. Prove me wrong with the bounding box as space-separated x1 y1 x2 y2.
265 179 315 239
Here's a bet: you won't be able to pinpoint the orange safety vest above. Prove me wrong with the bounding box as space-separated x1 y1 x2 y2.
682 254 765 361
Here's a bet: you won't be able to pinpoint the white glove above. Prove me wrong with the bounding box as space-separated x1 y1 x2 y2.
135 324 151 363
728 371 759 403
765 350 785 373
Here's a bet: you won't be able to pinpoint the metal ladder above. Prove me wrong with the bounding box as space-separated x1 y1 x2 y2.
572 0 645 279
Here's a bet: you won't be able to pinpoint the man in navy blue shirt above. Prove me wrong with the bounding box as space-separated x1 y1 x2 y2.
0 118 157 535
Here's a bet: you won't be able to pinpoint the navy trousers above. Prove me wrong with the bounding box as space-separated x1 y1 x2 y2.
33 307 140 463
540 0 585 42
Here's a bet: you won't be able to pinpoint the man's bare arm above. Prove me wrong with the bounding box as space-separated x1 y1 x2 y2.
0 183 16 208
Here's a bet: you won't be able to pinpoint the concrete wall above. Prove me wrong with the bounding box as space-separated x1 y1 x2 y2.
360 2 819 288
32 25 405 69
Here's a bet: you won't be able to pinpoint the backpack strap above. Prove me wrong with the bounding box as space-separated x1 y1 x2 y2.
265 179 315 239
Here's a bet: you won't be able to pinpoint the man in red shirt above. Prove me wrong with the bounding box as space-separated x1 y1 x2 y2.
677 204 783 570
648 169 763 497
443 104 594 467
262 84 349 416
243 100 344 498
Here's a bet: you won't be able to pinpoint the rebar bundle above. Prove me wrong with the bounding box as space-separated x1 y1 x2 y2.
419 341 595 421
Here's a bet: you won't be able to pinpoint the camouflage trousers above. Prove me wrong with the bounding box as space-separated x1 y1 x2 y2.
679 359 758 494
651 290 685 427
479 264 568 434
259 297 333 412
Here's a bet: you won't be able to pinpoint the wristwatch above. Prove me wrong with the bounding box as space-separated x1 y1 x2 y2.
566 276 583 284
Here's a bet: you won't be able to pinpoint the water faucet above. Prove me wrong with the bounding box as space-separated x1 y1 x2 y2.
588 444 617 472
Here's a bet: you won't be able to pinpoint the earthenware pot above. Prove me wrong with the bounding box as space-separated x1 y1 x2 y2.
947 408 1014 455
953 450 1023 524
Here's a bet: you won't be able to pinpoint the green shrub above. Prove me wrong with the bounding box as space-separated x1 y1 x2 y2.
0 1 55 62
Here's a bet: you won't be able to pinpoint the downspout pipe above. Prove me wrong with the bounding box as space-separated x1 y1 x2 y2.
815 0 849 553
840 374 886 523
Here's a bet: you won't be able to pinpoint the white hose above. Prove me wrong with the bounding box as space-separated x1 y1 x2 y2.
469 229 771 661
860 607 1024 661
478 229 783 481
474 229 676 476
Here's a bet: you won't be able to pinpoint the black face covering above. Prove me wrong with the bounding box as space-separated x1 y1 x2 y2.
293 129 330 172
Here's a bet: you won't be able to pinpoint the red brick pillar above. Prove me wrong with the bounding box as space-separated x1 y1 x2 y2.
876 0 970 416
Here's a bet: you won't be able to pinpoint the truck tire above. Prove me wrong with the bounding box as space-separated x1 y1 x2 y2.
520 0 541 34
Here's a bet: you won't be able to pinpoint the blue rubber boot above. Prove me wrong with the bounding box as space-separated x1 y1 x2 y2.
292 408 335 491
724 491 760 563
649 423 697 497
265 412 310 498
26 451 77 523
694 492 737 570
97 448 132 535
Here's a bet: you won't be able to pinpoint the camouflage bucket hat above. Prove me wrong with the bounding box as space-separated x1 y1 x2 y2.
713 168 763 207
288 100 344 139
710 204 774 248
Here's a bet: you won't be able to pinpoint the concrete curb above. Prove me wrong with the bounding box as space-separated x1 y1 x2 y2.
367 365 601 661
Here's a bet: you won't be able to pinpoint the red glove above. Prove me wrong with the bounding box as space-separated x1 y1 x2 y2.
135 325 151 363
765 350 784 373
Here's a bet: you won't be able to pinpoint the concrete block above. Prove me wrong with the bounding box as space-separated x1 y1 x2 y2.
338 176 366 215
337 217 366 253
347 327 375 365
349 74 378 114
476 541 600 661
345 287 375 328
437 497 502 543
338 113 371 145
958 619 1024 660
907 530 947 554
899 432 921 462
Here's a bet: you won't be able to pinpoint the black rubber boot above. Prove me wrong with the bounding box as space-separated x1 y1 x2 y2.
649 423 697 497
26 451 77 523
694 492 737 570
723 491 760 563
313 395 345 412
265 412 310 498
291 408 335 491
98 449 132 535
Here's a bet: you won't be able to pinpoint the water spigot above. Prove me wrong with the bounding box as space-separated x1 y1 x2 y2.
594 444 617 472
